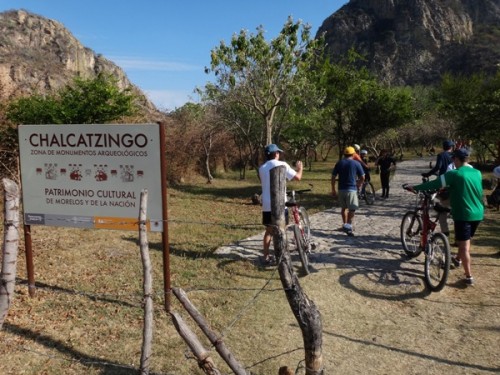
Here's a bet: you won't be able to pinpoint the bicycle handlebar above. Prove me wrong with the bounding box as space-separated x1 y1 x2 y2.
402 184 439 198
402 183 416 193
287 183 313 196
287 188 312 195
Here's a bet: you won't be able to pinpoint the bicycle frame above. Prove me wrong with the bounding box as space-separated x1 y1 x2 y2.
402 182 450 291
286 189 310 244
285 188 313 275
414 191 438 249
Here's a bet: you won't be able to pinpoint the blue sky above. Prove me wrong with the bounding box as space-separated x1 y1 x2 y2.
2 1 347 111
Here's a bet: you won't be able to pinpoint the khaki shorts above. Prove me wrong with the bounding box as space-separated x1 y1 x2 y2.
338 190 359 211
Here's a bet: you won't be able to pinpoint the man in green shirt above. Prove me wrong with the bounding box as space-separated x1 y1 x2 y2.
409 148 484 286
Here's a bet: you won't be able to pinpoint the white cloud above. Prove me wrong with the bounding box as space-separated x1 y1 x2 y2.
110 56 200 72
145 89 198 111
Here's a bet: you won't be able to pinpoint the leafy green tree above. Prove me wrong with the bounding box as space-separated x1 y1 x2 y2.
6 73 136 124
205 17 324 145
319 54 414 159
439 70 500 161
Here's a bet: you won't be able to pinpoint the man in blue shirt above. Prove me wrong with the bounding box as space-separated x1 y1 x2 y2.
332 146 365 236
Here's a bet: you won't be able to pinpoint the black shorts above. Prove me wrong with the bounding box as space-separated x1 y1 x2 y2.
454 220 481 241
262 211 272 226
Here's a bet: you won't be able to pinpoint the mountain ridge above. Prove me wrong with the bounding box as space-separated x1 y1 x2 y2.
0 9 159 118
317 0 500 85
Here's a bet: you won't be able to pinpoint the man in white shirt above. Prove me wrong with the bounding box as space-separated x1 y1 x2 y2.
258 144 303 264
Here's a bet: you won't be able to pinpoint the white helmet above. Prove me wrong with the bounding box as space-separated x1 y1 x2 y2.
353 144 360 151
493 166 500 179
360 149 368 155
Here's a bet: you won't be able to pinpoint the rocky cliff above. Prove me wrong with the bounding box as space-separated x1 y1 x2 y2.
0 9 158 116
317 0 500 85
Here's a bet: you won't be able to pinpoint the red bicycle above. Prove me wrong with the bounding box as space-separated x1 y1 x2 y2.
401 182 451 291
286 187 314 275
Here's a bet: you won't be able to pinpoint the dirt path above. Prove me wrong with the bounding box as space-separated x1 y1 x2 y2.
216 158 500 374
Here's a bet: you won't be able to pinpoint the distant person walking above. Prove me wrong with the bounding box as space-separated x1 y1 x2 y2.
259 144 303 264
331 146 365 236
409 148 484 286
376 149 396 198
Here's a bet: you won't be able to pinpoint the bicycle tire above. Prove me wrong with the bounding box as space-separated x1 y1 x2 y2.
424 232 450 292
400 211 423 258
364 182 376 205
293 224 310 275
298 206 311 251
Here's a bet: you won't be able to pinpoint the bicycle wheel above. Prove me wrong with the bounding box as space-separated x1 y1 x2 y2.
298 206 311 250
293 224 310 275
364 182 376 205
424 232 450 292
400 211 423 258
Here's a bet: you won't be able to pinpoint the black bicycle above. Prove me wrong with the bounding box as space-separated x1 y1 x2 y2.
401 182 451 292
358 180 376 205
286 187 313 275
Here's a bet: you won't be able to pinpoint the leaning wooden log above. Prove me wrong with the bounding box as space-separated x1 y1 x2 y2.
172 287 248 375
139 189 153 375
171 311 221 375
0 178 20 329
270 167 324 375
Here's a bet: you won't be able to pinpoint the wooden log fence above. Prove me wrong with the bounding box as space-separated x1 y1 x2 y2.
172 287 248 375
139 189 154 374
270 166 324 375
171 312 221 375
0 178 20 329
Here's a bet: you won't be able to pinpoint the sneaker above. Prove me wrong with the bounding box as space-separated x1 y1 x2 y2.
465 276 474 285
343 224 354 236
343 223 353 231
451 256 462 269
261 255 276 266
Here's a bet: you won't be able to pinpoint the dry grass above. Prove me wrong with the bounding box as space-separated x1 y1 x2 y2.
1 159 498 375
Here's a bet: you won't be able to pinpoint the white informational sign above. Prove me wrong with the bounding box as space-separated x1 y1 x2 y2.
18 123 164 231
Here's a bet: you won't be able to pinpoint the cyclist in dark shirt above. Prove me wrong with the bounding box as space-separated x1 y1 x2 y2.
423 140 454 178
422 140 455 239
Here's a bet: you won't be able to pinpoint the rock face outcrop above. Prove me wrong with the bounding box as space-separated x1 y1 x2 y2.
0 9 156 114
317 0 500 85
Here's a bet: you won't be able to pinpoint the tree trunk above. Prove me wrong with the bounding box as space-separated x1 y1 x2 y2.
139 189 154 374
0 178 20 329
266 115 273 145
270 167 324 375
202 132 214 184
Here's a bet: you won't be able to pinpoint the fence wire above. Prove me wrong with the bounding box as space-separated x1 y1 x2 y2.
4 215 309 374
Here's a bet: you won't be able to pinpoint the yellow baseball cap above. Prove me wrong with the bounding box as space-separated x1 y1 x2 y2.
344 146 355 155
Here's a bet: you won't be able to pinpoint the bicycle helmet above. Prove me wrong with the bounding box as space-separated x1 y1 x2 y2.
493 166 500 179
360 149 368 155
353 144 360 151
